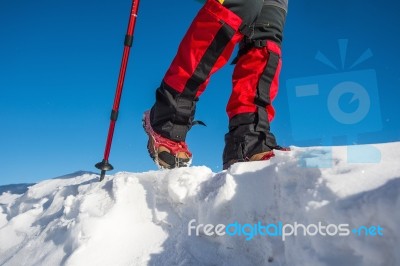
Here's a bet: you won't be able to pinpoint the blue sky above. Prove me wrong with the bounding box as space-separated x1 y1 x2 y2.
1 0 399 185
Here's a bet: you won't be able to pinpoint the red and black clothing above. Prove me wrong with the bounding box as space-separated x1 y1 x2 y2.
150 0 288 166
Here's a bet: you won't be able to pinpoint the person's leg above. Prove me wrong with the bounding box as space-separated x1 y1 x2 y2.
146 0 263 168
223 1 288 169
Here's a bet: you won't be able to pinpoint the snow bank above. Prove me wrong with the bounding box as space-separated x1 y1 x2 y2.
1 143 399 266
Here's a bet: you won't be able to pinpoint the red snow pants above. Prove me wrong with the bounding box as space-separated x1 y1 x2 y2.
150 0 288 147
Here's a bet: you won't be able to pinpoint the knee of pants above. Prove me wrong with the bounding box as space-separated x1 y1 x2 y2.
221 0 264 27
263 0 288 13
251 4 287 44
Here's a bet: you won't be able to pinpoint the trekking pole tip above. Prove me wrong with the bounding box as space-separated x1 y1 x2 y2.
99 170 106 182
95 160 114 182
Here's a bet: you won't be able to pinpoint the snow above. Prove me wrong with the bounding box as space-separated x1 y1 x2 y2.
1 143 399 266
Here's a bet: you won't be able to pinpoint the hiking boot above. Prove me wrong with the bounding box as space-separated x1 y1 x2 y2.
222 113 291 170
223 145 291 170
223 150 274 170
143 110 192 169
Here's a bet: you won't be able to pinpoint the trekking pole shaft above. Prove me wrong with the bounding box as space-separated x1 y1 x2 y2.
96 0 140 181
103 46 131 160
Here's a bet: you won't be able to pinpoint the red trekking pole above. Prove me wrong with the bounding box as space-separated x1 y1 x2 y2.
95 0 140 181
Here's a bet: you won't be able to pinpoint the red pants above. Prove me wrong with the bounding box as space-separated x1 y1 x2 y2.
150 0 287 144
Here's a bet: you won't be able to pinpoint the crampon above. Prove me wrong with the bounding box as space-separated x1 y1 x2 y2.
143 111 192 169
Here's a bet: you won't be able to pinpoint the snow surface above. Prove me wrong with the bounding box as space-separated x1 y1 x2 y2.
0 143 399 266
